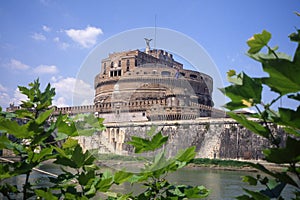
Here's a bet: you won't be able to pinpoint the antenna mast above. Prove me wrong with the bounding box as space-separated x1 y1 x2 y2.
154 14 157 50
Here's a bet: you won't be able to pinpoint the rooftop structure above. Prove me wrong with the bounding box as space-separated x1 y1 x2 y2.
93 39 214 122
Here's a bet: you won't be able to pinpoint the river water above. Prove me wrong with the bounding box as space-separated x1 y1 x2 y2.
2 163 295 199
114 167 294 199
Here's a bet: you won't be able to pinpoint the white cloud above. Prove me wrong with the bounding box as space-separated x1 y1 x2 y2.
53 96 68 107
52 77 94 106
53 37 69 50
33 65 58 75
65 26 103 48
8 59 30 70
12 88 28 105
42 25 51 32
0 84 28 109
32 32 46 41
0 84 8 92
0 92 10 109
53 37 60 42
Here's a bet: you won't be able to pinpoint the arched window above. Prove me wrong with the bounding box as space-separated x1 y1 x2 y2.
190 74 197 79
126 59 130 67
161 71 171 76
111 62 114 68
118 60 121 67
135 59 137 66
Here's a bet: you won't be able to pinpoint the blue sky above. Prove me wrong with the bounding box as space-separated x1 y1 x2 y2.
0 0 299 109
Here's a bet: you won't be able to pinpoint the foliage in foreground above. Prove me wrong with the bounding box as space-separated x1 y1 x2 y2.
221 23 300 199
0 79 209 199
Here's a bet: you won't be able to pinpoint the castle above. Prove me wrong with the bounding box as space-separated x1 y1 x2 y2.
93 39 217 123
7 40 280 160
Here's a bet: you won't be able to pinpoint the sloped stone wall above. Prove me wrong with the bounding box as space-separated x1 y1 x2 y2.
83 119 286 160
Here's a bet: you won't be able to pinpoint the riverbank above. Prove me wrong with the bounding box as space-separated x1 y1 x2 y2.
188 158 286 172
95 155 286 173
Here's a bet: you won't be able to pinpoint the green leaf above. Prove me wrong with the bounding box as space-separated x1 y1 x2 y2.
85 184 96 196
0 119 31 138
283 127 300 136
261 59 300 95
71 144 85 167
63 138 78 149
243 188 270 200
248 163 298 188
35 189 58 200
260 181 286 198
35 108 54 124
227 112 269 138
227 69 236 77
221 72 262 110
288 93 300 101
0 135 15 150
32 147 53 163
175 146 196 163
277 107 300 130
227 70 243 85
56 116 78 136
263 137 300 164
54 156 77 168
127 131 168 153
15 109 34 119
242 176 257 186
113 171 133 184
96 176 113 192
184 185 210 198
0 183 19 196
289 29 300 42
248 51 292 62
146 126 158 137
247 30 271 54
78 170 95 185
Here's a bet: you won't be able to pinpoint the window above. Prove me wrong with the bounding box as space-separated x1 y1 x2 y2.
118 60 121 67
111 62 114 68
180 72 185 77
135 59 137 66
161 71 171 76
190 74 197 79
103 63 106 74
126 59 130 67
118 70 121 76
110 71 113 77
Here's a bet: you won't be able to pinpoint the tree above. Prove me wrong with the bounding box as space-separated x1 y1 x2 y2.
0 79 209 199
221 25 300 199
